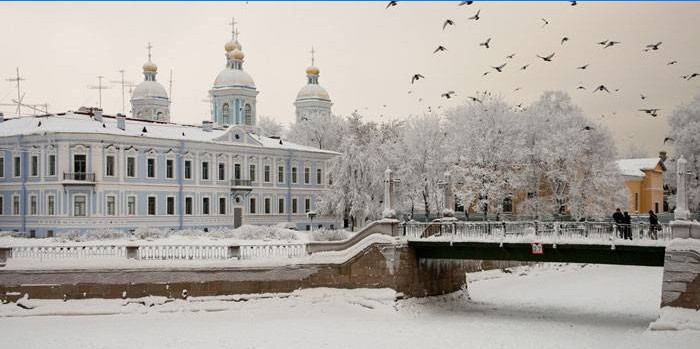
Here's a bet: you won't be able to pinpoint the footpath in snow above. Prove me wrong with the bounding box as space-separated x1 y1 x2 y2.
0 264 698 349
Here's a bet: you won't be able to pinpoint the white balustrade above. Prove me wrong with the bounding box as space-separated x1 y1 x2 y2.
10 245 126 260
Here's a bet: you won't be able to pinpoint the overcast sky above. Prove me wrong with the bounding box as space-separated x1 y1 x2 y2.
1 1 699 156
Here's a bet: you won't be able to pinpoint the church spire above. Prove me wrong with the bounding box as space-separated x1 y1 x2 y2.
306 46 320 84
142 42 158 82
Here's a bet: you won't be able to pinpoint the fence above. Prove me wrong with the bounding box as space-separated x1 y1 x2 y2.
10 245 126 261
400 221 671 243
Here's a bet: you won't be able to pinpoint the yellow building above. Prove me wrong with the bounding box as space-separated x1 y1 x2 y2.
616 156 666 214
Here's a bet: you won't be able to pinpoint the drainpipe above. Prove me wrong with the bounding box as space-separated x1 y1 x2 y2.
18 135 27 233
177 139 185 230
286 150 293 223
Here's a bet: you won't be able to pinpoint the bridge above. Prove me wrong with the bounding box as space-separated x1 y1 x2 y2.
400 221 669 267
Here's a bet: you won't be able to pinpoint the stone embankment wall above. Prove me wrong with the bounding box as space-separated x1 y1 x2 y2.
661 220 700 309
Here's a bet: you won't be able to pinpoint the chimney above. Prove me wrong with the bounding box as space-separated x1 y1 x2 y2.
0 112 4 123
94 109 103 122
202 120 213 132
659 151 667 163
116 114 126 131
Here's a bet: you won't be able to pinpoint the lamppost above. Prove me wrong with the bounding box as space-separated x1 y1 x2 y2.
437 171 456 221
307 210 318 231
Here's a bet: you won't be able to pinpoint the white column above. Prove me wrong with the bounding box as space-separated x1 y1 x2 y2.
675 156 689 220
383 168 396 219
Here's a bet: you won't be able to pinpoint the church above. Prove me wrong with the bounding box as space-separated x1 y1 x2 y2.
0 22 338 237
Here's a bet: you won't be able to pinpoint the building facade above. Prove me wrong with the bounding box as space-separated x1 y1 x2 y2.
0 23 338 237
616 156 666 214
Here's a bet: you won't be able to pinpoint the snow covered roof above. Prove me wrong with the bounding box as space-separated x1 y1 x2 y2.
616 158 663 178
0 112 338 156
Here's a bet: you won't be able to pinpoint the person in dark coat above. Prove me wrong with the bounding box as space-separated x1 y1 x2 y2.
648 210 659 240
612 208 623 238
622 211 632 240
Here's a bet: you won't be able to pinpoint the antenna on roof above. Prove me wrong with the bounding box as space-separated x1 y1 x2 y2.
87 75 110 110
169 69 173 102
5 67 26 116
110 70 135 115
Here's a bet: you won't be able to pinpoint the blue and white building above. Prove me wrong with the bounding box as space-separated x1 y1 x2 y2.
0 24 338 237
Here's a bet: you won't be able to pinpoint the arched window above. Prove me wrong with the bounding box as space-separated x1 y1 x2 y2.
502 197 513 213
222 103 231 123
245 104 252 125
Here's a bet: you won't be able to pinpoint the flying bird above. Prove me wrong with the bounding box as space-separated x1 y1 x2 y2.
640 94 647 100
582 126 594 131
467 96 483 103
570 1 577 5
667 60 678 65
639 108 661 117
468 9 481 20
593 85 610 93
541 18 549 28
411 74 424 84
644 42 662 51
536 53 555 62
482 71 490 77
443 19 455 30
433 45 447 53
577 64 589 70
514 87 522 92
597 40 608 46
561 37 569 45
520 64 530 70
663 137 675 144
576 85 586 90
458 1 473 5
505 53 515 59
441 91 456 99
687 73 700 80
479 38 491 48
386 1 398 9
492 63 507 72
604 41 621 48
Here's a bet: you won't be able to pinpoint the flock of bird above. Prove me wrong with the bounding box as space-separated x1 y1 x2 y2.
387 1 699 125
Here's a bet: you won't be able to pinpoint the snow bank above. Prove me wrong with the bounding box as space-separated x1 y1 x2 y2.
649 307 700 331
667 238 700 254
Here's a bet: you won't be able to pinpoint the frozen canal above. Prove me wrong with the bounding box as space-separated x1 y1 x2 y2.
1 264 698 349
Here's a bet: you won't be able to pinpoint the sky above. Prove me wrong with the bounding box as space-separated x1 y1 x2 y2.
0 1 699 156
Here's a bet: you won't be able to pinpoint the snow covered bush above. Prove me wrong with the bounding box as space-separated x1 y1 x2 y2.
309 229 350 242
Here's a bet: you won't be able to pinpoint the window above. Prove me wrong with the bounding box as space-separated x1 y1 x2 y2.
316 168 322 185
291 167 297 184
202 197 210 215
305 198 311 213
502 197 513 213
184 160 192 179
244 104 252 125
47 230 54 238
292 198 298 214
0 157 4 177
249 197 256 214
264 198 271 214
47 195 55 216
278 198 285 214
126 157 136 177
234 163 241 180
30 155 38 177
147 158 156 178
73 196 86 217
12 196 19 215
166 159 174 179
249 164 256 182
264 165 271 182
0 196 3 215
13 156 20 177
185 197 193 215
202 161 209 180
634 193 639 212
29 195 37 215
148 196 156 215
219 163 226 181
127 196 136 215
278 166 284 183
106 196 116 216
219 197 226 215
105 155 115 177
655 202 659 214
304 168 310 184
47 155 55 176
167 197 175 215
222 103 231 123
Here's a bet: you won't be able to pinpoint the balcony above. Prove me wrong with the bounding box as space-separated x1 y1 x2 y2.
230 179 253 196
63 172 96 185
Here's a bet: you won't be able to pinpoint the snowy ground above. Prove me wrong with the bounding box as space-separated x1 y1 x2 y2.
1 264 698 349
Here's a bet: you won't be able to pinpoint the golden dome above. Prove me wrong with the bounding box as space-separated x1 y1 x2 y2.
229 48 245 60
306 65 320 75
143 61 158 73
224 40 240 52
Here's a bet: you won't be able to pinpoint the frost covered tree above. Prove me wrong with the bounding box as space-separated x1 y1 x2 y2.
286 113 347 151
668 94 700 212
256 115 285 138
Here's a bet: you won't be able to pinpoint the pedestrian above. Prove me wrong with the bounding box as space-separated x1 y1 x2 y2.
622 211 632 240
648 210 659 240
612 208 623 238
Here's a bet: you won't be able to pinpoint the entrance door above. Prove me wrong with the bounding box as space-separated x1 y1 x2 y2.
233 207 242 228
74 154 87 179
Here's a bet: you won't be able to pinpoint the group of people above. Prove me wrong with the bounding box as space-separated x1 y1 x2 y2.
612 208 660 240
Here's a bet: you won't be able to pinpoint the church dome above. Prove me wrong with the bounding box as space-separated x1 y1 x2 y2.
132 80 168 100
214 68 256 89
142 61 158 73
306 65 320 75
296 83 330 101
225 40 240 52
229 48 245 60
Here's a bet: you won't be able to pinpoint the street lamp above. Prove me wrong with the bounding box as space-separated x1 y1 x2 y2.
307 210 318 231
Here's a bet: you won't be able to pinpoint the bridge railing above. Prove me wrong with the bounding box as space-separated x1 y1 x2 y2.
400 221 671 243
